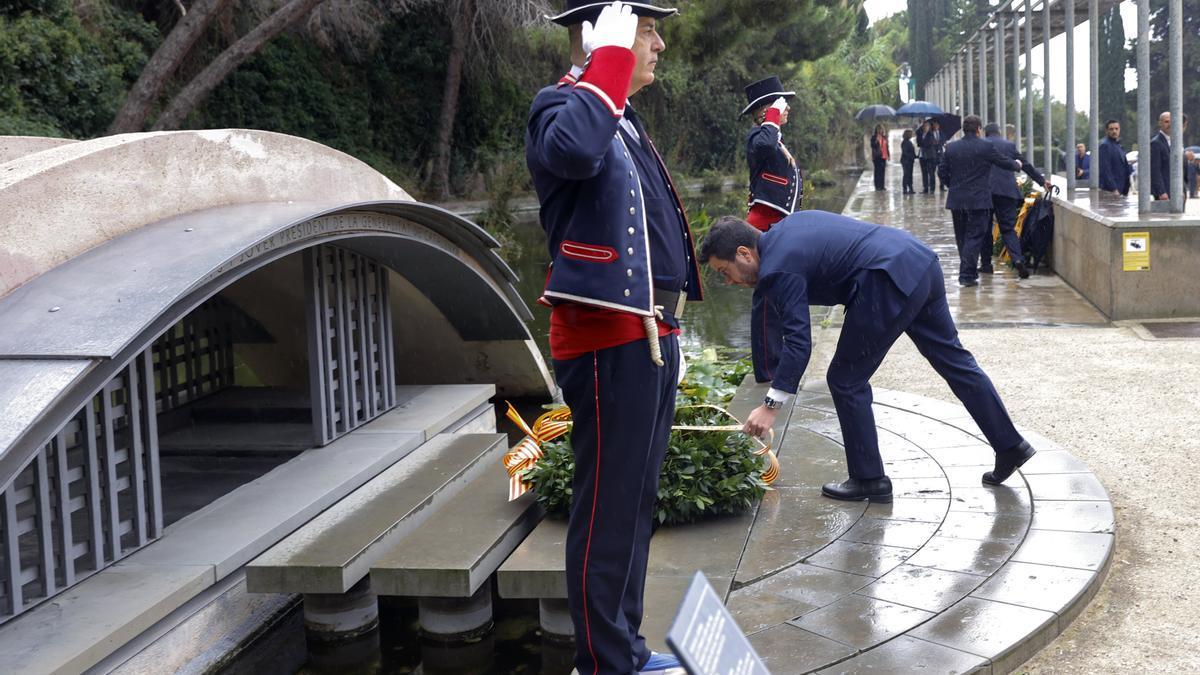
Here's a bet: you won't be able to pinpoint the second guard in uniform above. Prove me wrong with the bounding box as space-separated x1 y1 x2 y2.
741 75 801 232
525 2 702 673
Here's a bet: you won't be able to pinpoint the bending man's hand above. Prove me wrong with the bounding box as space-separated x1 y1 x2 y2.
742 405 778 439
581 1 637 55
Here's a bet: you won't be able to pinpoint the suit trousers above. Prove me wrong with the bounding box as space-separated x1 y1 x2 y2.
955 208 992 282
901 159 915 193
553 334 679 675
825 262 1023 480
919 158 936 192
873 158 887 190
991 195 1026 266
952 209 989 270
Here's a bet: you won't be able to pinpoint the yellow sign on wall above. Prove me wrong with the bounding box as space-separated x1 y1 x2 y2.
1122 232 1150 271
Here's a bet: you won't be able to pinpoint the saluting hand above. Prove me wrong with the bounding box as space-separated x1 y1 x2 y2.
581 1 638 55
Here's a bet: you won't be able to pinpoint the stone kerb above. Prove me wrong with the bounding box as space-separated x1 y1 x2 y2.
0 130 411 299
0 136 77 163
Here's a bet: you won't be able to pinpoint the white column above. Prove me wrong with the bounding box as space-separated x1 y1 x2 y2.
995 22 1005 130
1013 13 1022 151
1137 0 1151 212
1043 0 1053 175
967 42 975 116
1169 0 1184 212
1025 0 1035 162
1090 0 1100 189
1066 0 1076 189
981 32 989 124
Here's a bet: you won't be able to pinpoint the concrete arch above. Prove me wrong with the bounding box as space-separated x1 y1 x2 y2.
0 135 77 164
0 130 410 297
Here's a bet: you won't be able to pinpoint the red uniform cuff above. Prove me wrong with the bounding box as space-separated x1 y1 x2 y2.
763 107 782 126
576 46 635 117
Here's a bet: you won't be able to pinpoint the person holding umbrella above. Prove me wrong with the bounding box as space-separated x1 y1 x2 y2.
870 124 889 191
741 76 801 231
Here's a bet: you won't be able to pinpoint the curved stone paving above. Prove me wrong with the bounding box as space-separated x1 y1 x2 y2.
728 382 1113 674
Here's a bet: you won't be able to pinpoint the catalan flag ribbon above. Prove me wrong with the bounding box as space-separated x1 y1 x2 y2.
501 402 780 501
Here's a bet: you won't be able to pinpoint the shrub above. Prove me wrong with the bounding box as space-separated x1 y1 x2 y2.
521 350 769 526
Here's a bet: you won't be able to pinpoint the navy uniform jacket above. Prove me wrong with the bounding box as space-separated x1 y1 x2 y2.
938 134 1022 210
746 121 801 215
984 135 1046 199
525 51 702 318
901 139 916 165
1150 130 1171 198
752 211 938 393
1098 137 1132 194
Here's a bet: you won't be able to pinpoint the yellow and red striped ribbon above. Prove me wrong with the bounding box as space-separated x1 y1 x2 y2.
501 401 780 500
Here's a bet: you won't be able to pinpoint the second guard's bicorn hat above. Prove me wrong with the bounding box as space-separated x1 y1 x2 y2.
547 0 679 27
741 75 796 117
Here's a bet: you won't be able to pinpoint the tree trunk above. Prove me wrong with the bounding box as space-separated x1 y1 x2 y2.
151 0 328 131
107 0 233 134
429 0 472 200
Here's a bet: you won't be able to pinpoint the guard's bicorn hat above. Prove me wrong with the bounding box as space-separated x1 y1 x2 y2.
741 75 796 117
547 0 678 27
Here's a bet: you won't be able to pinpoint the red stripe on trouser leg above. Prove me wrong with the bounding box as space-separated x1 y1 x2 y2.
580 350 601 674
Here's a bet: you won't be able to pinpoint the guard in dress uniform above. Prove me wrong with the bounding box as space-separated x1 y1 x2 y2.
741 76 801 232
524 2 702 673
740 75 801 386
699 213 1038 504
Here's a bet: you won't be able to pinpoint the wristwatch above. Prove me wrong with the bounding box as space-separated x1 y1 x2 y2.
763 396 783 410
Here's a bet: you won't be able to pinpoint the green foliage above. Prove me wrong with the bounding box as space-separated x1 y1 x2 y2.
522 349 768 526
0 0 157 138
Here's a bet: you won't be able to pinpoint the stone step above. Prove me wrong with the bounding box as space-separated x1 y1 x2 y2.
246 432 506 595
369 458 543 598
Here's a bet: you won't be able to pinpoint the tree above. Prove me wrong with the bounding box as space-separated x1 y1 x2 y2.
1138 0 1200 142
1097 5 1126 126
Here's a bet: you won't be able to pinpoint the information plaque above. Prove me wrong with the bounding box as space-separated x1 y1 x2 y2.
665 572 770 675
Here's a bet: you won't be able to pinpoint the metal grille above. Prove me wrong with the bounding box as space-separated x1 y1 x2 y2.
151 296 236 414
306 245 396 445
0 352 161 624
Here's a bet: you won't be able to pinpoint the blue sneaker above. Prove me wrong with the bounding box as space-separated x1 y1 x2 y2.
639 651 683 673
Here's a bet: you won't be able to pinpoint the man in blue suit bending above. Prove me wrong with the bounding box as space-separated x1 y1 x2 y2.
938 115 1024 286
699 213 1036 503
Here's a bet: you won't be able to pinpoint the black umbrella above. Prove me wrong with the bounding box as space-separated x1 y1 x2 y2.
931 113 961 138
855 104 897 123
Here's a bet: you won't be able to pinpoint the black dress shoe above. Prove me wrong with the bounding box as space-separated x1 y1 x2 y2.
980 265 994 274
822 477 893 503
1015 261 1030 279
959 278 979 287
982 440 1037 485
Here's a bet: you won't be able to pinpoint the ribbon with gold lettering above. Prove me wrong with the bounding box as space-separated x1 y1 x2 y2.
502 402 779 500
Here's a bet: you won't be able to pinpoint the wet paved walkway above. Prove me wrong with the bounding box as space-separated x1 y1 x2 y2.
725 167 1115 673
838 169 1108 327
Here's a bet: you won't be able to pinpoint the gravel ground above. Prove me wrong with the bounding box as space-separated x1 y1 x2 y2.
843 324 1200 674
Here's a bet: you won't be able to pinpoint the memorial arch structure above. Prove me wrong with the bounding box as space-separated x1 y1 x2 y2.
0 130 552 645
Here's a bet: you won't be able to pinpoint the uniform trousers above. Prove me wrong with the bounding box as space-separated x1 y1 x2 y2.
901 159 915 193
553 333 680 675
825 262 1023 480
990 195 1027 265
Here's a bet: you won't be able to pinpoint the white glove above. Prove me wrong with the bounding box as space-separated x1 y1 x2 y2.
581 1 638 55
770 97 788 112
677 344 688 386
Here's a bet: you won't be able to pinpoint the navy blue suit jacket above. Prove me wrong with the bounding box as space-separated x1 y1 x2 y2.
752 212 939 393
983 135 1046 200
1098 137 1132 194
1150 130 1171 198
938 134 1022 210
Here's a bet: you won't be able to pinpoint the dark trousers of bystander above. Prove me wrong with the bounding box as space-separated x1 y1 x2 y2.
873 158 887 190
952 209 990 272
955 208 993 283
901 160 914 193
